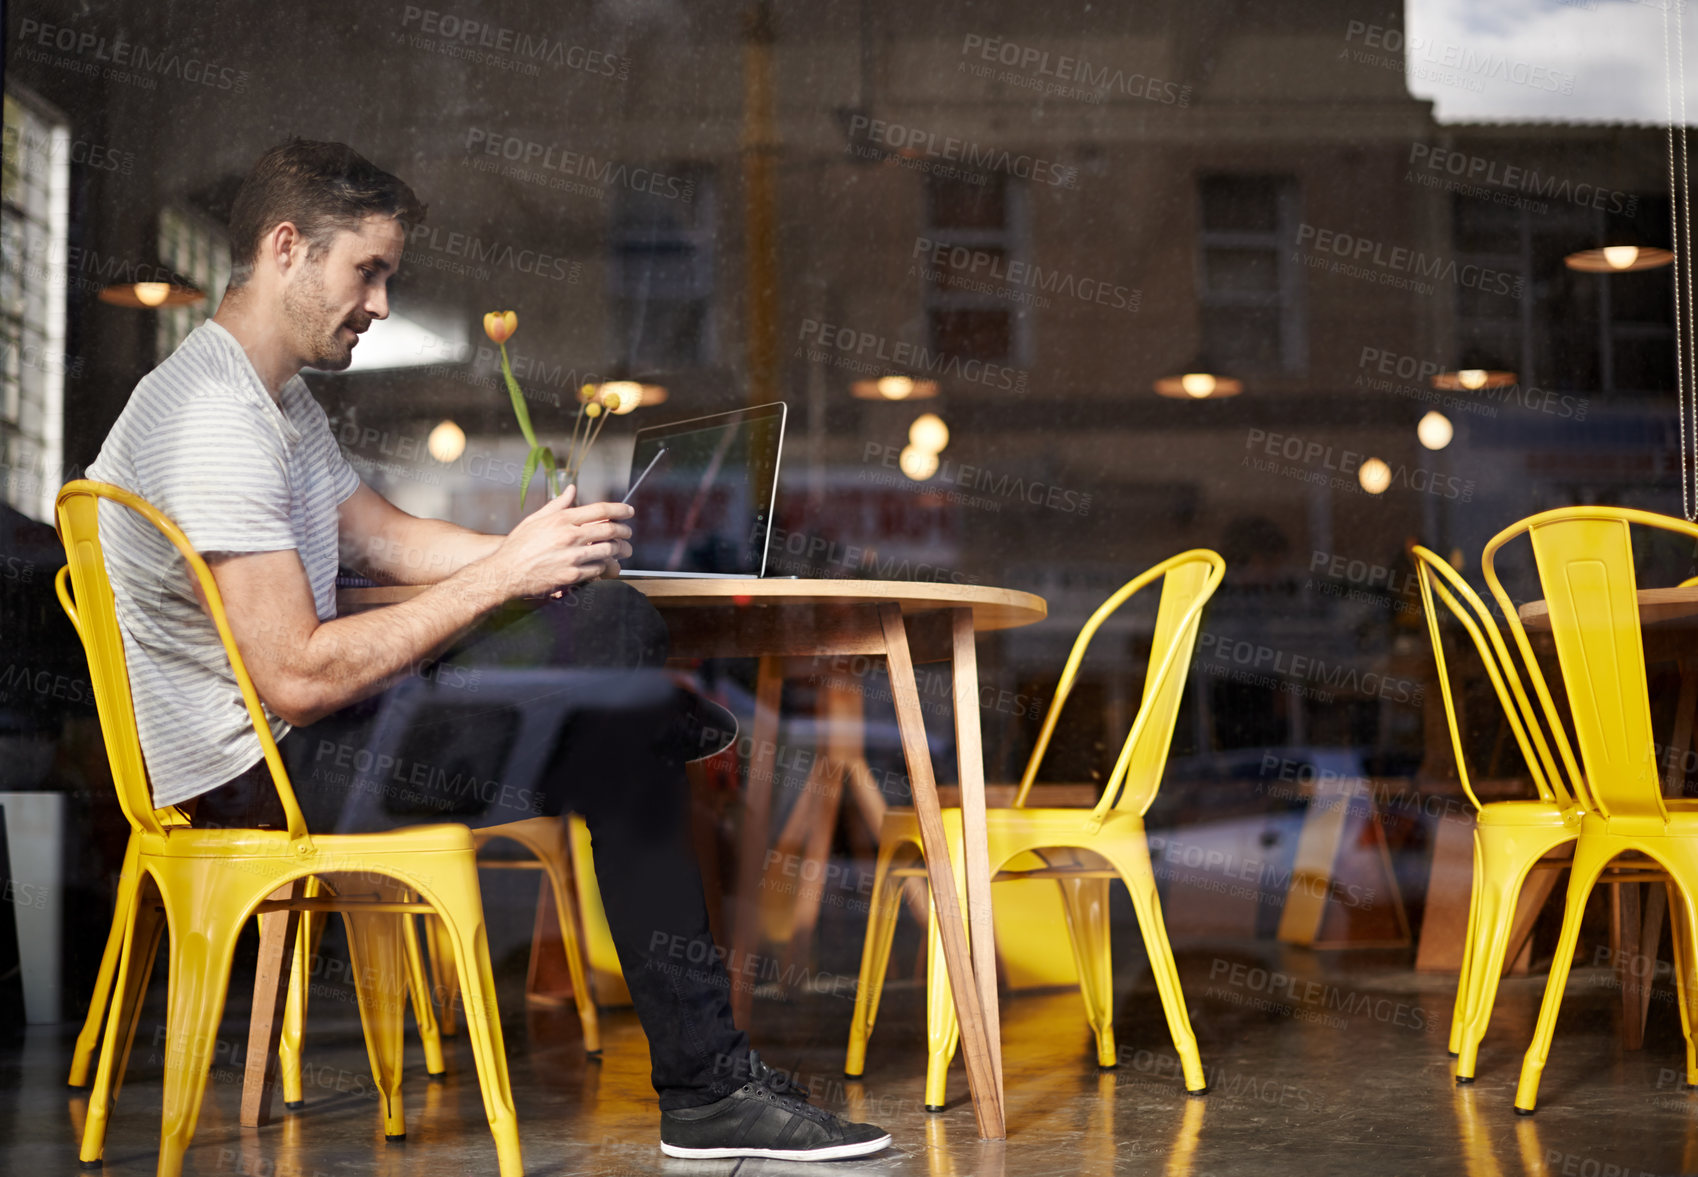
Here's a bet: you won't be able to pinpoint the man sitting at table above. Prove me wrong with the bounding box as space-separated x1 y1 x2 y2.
83 138 890 1162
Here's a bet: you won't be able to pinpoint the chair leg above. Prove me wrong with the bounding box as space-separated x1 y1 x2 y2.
79 872 165 1165
539 849 601 1054
402 908 448 1077
1448 835 1485 1058
922 888 964 1112
153 878 251 1177
342 890 410 1141
428 915 461 1037
69 833 140 1088
1056 874 1117 1068
1670 883 1698 1085
279 880 326 1108
432 879 524 1177
844 838 916 1078
1515 836 1620 1114
1105 836 1207 1094
1455 839 1558 1081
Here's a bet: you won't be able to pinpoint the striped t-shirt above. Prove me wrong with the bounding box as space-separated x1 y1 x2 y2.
86 320 361 808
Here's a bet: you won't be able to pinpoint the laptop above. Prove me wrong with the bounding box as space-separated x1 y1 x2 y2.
618 402 786 579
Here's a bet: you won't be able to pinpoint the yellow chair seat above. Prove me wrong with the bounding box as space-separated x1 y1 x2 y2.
1474 801 1579 828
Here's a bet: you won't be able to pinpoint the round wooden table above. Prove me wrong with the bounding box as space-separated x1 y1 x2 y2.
340 577 1048 1139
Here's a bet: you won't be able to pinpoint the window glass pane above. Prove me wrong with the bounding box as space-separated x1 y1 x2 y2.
1204 248 1280 295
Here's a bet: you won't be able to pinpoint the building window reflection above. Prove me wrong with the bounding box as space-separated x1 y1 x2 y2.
0 87 69 523
922 171 1029 366
1197 174 1303 375
156 204 231 359
609 165 714 371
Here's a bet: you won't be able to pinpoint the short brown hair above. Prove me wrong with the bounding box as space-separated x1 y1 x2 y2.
226 138 426 287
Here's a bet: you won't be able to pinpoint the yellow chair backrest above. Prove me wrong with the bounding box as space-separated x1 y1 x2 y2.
1483 506 1698 824
1012 550 1224 825
1410 544 1577 812
53 479 314 846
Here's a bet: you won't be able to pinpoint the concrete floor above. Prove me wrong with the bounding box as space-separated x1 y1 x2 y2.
3 942 1694 1176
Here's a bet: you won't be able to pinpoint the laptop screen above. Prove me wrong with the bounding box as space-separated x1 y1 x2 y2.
622 402 786 576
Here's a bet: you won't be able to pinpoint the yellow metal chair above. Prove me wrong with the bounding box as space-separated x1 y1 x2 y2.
1410 545 1675 1078
413 814 604 1053
1480 506 1698 1112
71 843 449 1097
53 479 522 1177
275 875 449 1108
844 549 1223 1109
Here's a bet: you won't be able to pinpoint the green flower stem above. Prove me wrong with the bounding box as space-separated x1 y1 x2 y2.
500 342 539 449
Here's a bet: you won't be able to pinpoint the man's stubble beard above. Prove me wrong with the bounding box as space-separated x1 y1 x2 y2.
284 255 354 372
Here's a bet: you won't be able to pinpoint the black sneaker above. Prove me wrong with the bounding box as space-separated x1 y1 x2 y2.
659 1051 893 1161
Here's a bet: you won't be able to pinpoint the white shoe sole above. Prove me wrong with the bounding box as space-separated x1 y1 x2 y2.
660 1133 893 1161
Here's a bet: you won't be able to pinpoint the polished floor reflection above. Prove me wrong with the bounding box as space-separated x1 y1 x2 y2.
5 943 1695 1176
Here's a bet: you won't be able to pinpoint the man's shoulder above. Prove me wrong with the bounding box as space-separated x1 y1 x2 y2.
139 324 253 401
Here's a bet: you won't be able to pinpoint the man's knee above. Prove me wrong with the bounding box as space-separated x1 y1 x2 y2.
556 579 670 667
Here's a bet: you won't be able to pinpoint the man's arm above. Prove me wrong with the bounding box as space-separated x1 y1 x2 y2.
209 487 633 726
338 480 502 585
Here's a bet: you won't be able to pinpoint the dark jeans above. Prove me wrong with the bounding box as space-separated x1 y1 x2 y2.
189 579 750 1109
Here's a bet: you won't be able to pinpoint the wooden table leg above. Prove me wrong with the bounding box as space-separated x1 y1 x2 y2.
951 608 1004 1100
732 655 786 1028
241 880 304 1127
1665 658 1698 798
880 604 1005 1139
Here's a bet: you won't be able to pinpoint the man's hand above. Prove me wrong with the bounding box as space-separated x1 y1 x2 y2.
479 484 633 598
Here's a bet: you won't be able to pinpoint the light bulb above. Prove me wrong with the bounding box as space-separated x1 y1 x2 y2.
1417 410 1454 450
1603 245 1640 270
133 282 171 307
1358 457 1392 494
599 380 643 414
899 444 939 480
908 413 949 453
877 375 915 400
427 420 466 463
1457 369 1488 391
1180 372 1217 398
